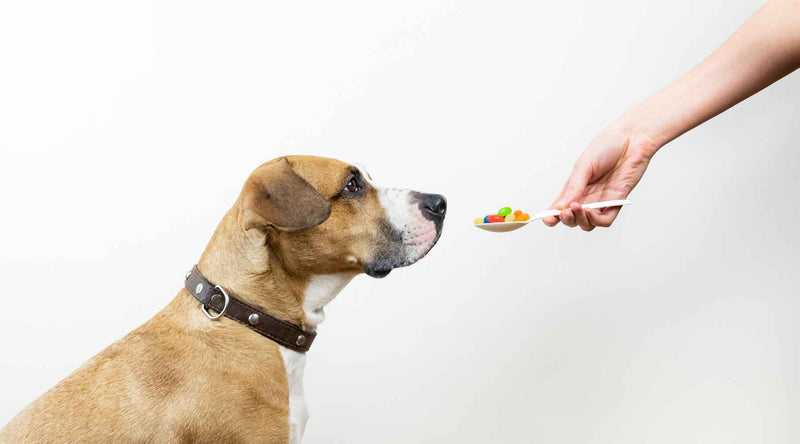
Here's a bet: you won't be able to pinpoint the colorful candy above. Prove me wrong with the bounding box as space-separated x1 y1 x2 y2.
474 206 530 224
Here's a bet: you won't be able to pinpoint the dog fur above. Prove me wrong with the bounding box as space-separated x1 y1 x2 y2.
0 156 445 443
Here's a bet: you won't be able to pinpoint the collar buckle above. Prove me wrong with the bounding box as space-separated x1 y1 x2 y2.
201 285 230 320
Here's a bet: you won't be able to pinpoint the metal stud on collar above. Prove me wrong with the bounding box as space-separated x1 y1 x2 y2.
201 285 230 321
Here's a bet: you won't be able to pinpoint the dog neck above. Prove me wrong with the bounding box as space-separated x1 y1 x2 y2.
194 208 355 332
301 273 355 330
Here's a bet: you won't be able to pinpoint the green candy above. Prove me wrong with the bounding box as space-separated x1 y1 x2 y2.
497 206 512 217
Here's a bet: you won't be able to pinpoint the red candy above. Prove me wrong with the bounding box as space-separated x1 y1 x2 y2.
486 215 505 223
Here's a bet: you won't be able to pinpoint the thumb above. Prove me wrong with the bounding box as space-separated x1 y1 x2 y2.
553 160 592 209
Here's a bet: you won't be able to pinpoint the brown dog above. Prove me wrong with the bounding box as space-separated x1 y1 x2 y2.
0 156 446 443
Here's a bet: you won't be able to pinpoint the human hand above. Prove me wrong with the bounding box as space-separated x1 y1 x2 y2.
543 0 800 231
543 121 660 231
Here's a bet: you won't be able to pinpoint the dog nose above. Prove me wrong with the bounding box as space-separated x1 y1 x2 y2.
422 194 447 218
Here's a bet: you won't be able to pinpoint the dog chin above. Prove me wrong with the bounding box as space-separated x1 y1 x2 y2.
362 244 437 279
362 254 406 279
364 265 393 278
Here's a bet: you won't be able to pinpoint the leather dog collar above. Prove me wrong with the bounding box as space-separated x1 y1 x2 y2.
185 265 316 353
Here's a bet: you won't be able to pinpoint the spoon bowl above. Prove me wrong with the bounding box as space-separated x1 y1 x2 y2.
475 200 632 233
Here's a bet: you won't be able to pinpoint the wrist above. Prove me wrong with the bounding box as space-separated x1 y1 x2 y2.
615 101 670 157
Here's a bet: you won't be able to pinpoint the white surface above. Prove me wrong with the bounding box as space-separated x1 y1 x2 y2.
475 200 632 232
1 1 799 443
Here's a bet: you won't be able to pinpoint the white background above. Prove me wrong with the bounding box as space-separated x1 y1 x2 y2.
1 1 799 442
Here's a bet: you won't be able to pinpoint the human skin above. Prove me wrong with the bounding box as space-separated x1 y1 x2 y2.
544 0 800 231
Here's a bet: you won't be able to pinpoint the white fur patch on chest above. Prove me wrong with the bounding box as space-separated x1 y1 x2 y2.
280 346 309 444
280 272 356 443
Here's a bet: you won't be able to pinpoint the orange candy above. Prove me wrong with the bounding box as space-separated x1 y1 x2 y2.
516 213 530 221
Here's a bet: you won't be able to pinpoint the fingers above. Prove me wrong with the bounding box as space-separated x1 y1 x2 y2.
542 215 559 227
570 202 595 231
559 207 576 227
587 206 621 228
548 202 596 230
545 159 593 228
548 202 624 230
554 159 593 209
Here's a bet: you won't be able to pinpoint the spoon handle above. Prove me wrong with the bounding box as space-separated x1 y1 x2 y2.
581 199 632 210
531 199 632 221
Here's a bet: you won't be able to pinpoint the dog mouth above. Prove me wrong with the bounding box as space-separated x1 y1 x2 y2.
363 237 440 278
364 192 445 278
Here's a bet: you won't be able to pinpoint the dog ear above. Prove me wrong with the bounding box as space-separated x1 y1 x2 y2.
241 157 332 231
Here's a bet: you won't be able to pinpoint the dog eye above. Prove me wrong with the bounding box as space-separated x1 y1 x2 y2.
345 178 361 193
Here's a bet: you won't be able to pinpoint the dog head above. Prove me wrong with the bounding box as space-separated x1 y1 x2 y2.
239 156 445 278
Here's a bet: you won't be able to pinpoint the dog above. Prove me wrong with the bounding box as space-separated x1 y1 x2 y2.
0 155 446 443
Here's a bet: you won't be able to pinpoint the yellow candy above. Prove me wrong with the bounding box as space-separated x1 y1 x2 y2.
473 217 484 225
504 213 516 222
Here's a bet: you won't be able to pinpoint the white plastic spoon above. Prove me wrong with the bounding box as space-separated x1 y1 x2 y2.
474 199 632 233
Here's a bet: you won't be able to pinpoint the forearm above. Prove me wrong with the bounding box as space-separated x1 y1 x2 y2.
625 0 800 150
